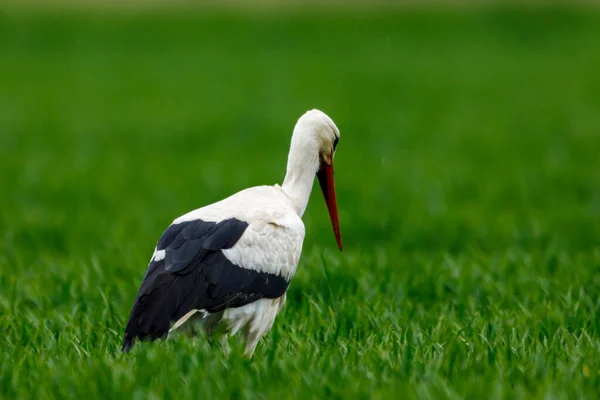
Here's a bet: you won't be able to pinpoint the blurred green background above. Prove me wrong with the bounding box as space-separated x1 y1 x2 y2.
1 1 599 399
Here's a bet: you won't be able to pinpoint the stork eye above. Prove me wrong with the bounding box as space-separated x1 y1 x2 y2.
333 136 339 151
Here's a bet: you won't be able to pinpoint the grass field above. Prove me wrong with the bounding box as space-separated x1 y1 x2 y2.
1 4 600 399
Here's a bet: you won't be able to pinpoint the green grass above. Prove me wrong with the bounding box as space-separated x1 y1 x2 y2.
1 5 600 399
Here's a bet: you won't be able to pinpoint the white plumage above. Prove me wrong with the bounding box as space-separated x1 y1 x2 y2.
176 185 305 279
168 185 305 356
122 109 342 357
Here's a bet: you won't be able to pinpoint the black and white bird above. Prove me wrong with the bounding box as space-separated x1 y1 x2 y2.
122 109 342 357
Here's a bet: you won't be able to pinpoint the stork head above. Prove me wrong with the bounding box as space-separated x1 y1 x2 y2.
289 109 342 251
293 109 340 156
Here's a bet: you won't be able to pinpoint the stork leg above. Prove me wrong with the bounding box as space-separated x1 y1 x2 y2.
203 311 224 338
219 334 231 357
243 296 287 358
201 311 232 356
243 329 263 359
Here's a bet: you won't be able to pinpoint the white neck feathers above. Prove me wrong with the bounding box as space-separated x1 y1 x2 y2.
281 124 320 217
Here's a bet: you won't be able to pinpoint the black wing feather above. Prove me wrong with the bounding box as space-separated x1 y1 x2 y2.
122 217 290 352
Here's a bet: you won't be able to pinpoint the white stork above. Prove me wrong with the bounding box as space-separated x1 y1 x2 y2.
122 109 342 357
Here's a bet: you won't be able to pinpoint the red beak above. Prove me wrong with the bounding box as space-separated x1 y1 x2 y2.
317 160 342 251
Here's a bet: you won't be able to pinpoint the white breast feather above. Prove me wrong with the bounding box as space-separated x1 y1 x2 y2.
172 185 305 280
222 213 304 280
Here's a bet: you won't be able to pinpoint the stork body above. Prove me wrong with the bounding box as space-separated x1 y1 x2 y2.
122 109 342 357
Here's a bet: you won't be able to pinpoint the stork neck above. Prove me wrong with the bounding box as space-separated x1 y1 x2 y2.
281 147 320 217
